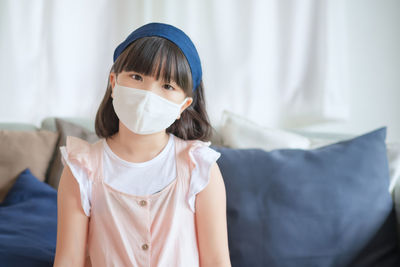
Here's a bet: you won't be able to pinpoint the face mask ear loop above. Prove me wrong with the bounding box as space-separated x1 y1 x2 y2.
180 97 190 107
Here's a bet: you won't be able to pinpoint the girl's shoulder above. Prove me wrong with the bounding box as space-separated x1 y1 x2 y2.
62 135 103 177
65 135 103 152
172 134 220 167
173 134 212 149
179 137 221 213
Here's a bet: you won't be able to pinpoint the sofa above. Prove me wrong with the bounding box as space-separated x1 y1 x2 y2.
1 109 400 267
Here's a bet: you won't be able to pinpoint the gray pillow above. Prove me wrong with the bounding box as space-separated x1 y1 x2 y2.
211 126 400 267
46 118 99 189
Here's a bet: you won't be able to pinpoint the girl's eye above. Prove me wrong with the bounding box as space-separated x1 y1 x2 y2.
131 74 143 81
163 84 175 91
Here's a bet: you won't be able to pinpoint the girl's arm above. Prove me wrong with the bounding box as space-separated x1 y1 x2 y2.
195 162 232 267
53 165 90 267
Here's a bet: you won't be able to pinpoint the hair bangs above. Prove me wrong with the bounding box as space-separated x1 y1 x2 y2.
116 36 193 94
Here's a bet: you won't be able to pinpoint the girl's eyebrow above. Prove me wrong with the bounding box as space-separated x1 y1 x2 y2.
162 79 178 86
157 75 176 84
126 71 177 85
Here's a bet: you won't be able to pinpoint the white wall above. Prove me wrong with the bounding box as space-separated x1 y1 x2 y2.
296 0 400 142
0 0 399 142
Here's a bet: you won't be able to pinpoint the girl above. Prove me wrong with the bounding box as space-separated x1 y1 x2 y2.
53 22 231 267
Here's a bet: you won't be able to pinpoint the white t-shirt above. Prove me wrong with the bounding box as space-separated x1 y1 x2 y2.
60 133 221 216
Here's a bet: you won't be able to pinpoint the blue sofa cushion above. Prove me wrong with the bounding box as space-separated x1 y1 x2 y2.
0 168 57 266
211 126 400 267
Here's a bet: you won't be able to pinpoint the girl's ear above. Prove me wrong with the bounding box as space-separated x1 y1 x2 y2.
177 97 193 119
110 72 116 98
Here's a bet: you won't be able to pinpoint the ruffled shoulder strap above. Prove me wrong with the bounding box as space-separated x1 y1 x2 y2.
186 139 212 171
175 137 221 213
173 136 212 177
65 136 103 181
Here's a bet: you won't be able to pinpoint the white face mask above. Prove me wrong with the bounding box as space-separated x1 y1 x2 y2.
112 82 190 135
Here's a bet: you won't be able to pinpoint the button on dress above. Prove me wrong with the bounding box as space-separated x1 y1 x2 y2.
64 134 206 267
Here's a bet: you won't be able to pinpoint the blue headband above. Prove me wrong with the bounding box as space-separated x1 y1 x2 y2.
113 22 202 92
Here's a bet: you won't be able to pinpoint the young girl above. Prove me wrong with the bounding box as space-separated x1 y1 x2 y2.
54 22 231 267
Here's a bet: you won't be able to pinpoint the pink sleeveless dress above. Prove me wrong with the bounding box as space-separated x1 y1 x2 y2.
65 134 206 267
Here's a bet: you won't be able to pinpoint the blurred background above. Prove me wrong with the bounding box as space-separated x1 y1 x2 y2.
0 0 399 141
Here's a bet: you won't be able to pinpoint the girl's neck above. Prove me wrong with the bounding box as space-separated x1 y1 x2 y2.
106 122 170 163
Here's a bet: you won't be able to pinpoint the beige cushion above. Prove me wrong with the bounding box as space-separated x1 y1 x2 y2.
0 130 59 203
46 118 99 190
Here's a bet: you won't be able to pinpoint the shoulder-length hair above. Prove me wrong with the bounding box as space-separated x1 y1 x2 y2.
95 36 214 141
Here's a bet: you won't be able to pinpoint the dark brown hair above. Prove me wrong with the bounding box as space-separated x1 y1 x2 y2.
95 36 214 141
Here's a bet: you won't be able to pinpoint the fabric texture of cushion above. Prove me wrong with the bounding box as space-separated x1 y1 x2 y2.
217 109 400 194
0 129 58 203
211 126 400 267
217 109 400 245
218 109 312 150
0 168 57 266
46 118 99 190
